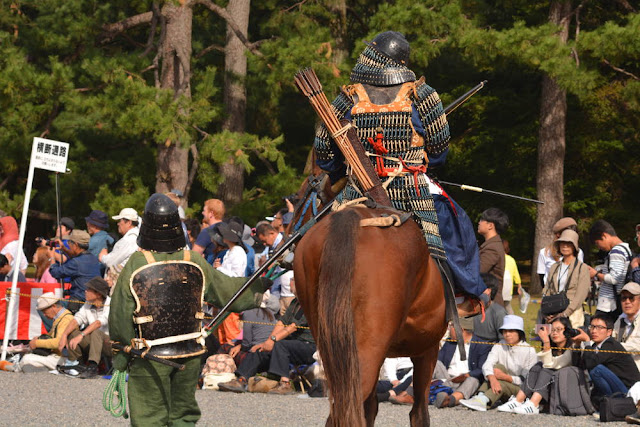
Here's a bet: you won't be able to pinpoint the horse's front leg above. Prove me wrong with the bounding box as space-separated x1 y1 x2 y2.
410 348 438 427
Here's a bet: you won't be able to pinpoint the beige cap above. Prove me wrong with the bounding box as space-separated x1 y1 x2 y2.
112 208 138 222
553 217 577 234
622 282 640 296
554 229 579 254
68 229 91 246
36 292 59 310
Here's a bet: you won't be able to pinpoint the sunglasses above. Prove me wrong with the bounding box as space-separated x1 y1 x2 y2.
621 295 639 302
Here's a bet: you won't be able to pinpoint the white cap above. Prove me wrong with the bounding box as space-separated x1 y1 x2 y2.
112 208 139 222
36 292 59 310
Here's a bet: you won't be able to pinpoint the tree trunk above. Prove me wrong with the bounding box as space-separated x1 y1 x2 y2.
530 1 572 294
326 0 348 65
155 3 193 197
217 0 250 206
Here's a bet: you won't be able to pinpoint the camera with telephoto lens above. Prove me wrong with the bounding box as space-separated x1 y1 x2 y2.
35 237 59 248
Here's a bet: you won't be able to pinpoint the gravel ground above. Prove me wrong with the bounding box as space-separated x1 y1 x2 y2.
0 370 628 426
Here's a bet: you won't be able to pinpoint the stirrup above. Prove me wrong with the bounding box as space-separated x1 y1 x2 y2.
456 295 486 322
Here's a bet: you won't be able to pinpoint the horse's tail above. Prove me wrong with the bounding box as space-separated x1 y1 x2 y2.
317 208 364 426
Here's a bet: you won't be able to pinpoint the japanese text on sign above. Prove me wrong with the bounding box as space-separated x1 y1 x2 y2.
31 137 69 173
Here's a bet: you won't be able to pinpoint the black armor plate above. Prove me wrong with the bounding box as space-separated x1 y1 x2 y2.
130 260 205 358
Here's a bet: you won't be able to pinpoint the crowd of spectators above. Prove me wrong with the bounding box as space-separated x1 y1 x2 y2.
3 194 640 422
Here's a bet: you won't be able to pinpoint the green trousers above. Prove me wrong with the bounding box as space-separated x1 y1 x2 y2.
128 356 201 427
478 363 522 406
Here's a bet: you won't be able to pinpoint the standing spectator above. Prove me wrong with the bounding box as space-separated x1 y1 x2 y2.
0 216 28 275
473 274 508 371
629 223 640 283
581 314 640 398
49 230 102 313
193 199 225 261
58 277 112 379
169 188 186 220
184 218 201 249
33 247 56 283
279 271 296 316
14 293 76 373
85 210 114 258
43 216 75 264
502 240 521 315
228 217 256 276
459 315 537 412
255 223 284 298
100 208 139 287
612 282 640 371
213 222 247 278
477 208 508 307
541 229 591 328
589 220 633 322
536 217 584 285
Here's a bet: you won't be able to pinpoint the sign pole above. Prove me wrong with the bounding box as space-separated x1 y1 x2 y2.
1 137 69 361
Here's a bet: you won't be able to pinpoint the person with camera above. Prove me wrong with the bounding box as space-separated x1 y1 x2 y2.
38 216 74 264
540 229 591 328
497 317 587 414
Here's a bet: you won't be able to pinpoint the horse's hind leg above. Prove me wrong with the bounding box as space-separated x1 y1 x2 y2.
409 348 439 427
363 391 379 427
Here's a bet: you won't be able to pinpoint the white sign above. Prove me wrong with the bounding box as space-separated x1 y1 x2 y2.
31 137 69 173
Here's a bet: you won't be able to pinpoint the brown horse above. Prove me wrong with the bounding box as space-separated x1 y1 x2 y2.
293 205 447 427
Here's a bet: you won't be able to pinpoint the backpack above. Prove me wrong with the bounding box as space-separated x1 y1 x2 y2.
548 366 594 416
428 380 453 405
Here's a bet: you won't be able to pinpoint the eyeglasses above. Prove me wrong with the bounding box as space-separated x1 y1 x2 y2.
588 325 610 331
621 295 639 302
551 328 565 333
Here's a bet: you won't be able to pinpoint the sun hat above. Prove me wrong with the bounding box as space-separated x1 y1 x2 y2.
85 277 110 299
68 229 91 246
85 210 109 229
554 229 580 254
112 208 139 222
498 315 525 333
36 292 59 310
552 217 577 234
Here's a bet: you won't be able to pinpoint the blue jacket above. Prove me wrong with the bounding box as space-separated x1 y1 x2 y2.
50 251 102 302
438 338 488 383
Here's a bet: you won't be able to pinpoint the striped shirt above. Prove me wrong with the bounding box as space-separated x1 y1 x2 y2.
599 243 632 300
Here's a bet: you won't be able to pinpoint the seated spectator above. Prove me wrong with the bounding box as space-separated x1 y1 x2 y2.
0 216 28 275
100 208 139 287
0 254 26 282
223 291 280 366
85 210 114 259
49 230 102 313
459 315 537 411
580 313 640 398
218 291 316 395
376 357 413 403
433 317 484 408
279 271 296 316
613 282 640 370
15 293 76 373
497 316 588 414
541 229 590 328
58 277 112 379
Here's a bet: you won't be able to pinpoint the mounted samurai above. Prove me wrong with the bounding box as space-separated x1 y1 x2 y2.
314 31 490 315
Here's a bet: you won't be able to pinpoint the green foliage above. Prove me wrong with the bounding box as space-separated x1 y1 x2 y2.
90 177 150 219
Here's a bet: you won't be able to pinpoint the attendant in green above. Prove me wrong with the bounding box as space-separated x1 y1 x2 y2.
108 194 267 426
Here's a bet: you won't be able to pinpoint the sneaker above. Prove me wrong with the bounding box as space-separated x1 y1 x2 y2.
218 377 248 393
267 381 296 395
625 412 640 424
459 396 488 412
497 395 522 413
512 399 539 415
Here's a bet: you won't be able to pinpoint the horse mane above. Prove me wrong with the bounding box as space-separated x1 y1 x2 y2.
317 208 365 426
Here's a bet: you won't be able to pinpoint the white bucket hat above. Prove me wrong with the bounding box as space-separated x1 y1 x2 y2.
36 292 59 311
498 315 525 333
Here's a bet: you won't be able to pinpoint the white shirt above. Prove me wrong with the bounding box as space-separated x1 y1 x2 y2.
217 246 247 277
538 247 584 283
101 227 139 269
1 240 28 273
381 357 413 382
447 342 471 377
482 340 537 385
280 270 295 298
74 296 110 334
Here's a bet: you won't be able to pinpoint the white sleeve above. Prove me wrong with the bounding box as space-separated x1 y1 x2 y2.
382 358 399 382
536 249 547 275
482 345 500 379
74 305 89 329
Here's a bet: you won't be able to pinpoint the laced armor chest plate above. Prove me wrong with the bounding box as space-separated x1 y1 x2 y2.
130 251 206 359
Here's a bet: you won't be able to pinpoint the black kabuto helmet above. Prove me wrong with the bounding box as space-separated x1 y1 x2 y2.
350 31 416 86
137 193 186 253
